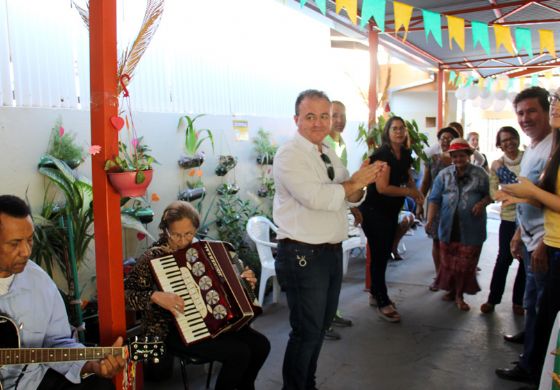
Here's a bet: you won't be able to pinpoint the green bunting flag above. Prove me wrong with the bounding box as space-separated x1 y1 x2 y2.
472 21 491 55
361 0 386 31
449 70 457 85
422 9 442 47
515 28 533 58
531 74 539 86
315 0 327 14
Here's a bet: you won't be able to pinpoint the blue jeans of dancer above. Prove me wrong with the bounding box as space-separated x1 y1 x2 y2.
519 244 547 372
275 240 343 390
487 220 525 305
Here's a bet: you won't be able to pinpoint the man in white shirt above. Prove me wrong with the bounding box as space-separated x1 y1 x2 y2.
273 90 384 390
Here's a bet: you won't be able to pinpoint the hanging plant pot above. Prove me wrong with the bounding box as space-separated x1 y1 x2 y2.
217 183 240 195
107 170 153 197
257 186 269 198
256 154 274 165
178 152 205 169
178 187 206 202
215 155 237 176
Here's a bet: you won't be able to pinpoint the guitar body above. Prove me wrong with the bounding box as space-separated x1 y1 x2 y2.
0 315 19 349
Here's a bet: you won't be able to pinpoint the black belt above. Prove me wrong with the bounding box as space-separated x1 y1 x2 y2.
278 238 342 251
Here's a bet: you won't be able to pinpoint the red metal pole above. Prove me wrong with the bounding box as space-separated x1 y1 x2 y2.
89 1 126 387
368 23 379 127
437 66 444 129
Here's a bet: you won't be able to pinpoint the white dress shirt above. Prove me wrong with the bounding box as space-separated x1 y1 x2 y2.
273 132 364 244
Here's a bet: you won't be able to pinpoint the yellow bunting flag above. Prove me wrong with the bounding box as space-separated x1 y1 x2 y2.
539 29 557 58
494 25 515 55
519 77 525 91
446 15 465 51
336 0 358 25
545 70 554 80
478 78 485 89
393 1 414 41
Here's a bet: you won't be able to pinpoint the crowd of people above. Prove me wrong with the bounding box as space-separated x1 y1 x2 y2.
1 85 559 390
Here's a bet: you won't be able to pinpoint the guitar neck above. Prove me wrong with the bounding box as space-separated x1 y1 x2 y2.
0 346 126 366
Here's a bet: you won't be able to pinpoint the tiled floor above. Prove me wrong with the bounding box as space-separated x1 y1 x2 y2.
145 218 525 389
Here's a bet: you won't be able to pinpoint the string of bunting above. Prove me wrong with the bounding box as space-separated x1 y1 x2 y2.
299 0 557 59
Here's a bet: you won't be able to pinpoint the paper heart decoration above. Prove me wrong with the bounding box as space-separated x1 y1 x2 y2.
110 116 125 131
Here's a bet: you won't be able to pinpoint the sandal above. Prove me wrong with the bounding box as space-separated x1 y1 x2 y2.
442 291 455 301
429 283 439 292
369 294 396 308
456 300 470 311
377 306 401 323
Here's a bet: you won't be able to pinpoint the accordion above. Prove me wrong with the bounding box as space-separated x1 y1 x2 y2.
149 240 261 345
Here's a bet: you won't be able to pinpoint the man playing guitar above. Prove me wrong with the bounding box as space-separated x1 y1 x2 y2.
0 195 126 390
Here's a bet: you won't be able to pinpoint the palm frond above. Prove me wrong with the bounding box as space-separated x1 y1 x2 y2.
72 1 89 30
117 0 165 94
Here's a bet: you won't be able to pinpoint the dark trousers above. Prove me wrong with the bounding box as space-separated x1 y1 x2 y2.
166 325 270 390
487 220 525 305
37 369 114 390
362 210 399 308
275 240 342 390
530 246 560 382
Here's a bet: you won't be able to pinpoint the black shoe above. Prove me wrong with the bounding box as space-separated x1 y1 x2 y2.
332 314 353 327
517 386 537 390
504 331 525 344
495 363 533 382
324 327 341 340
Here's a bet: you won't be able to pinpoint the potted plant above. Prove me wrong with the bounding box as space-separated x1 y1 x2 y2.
215 155 237 176
39 118 86 169
177 114 214 169
104 136 156 197
217 183 240 196
253 128 278 165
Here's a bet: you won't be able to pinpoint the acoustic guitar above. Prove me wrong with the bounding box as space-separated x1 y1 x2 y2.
0 314 164 390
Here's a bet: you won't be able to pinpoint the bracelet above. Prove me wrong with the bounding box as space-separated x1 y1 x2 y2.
81 372 95 380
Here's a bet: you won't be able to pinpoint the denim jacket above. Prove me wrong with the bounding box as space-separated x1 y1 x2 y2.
429 164 490 246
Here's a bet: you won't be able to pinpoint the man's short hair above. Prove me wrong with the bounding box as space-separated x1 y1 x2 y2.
295 89 330 116
0 195 31 231
0 195 31 218
331 100 346 109
513 86 550 112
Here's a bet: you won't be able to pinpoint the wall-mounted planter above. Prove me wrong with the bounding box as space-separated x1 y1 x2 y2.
257 187 270 198
256 154 273 165
107 170 153 197
178 187 206 202
216 183 240 195
215 155 237 176
178 153 205 169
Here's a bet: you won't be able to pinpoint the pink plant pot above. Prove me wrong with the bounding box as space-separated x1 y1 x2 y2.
107 170 153 197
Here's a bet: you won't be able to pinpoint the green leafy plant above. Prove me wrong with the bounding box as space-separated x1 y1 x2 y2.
253 128 278 165
43 118 85 168
355 115 387 161
178 114 214 157
104 137 156 184
405 119 430 172
215 193 260 272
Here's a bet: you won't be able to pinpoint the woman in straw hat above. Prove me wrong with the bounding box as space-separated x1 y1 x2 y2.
426 138 492 311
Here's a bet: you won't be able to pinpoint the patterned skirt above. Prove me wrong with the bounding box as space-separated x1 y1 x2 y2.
434 241 482 295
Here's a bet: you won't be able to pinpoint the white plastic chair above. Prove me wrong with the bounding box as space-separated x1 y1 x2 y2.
342 227 367 276
246 216 281 305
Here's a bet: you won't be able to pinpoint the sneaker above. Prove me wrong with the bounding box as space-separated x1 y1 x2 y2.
332 314 353 327
324 327 341 340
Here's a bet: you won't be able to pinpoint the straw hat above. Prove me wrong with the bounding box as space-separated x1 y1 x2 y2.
448 138 473 154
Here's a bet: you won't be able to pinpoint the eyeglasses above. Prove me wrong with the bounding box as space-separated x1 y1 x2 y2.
166 229 195 241
549 93 560 105
320 153 335 181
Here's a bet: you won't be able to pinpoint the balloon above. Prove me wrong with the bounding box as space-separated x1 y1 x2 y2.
481 95 494 110
493 99 507 111
467 85 480 100
480 88 491 99
495 89 507 100
455 87 468 101
507 91 517 101
471 96 481 108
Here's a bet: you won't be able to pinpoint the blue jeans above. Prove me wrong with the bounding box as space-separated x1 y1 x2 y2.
275 240 343 390
519 244 547 371
531 246 560 382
